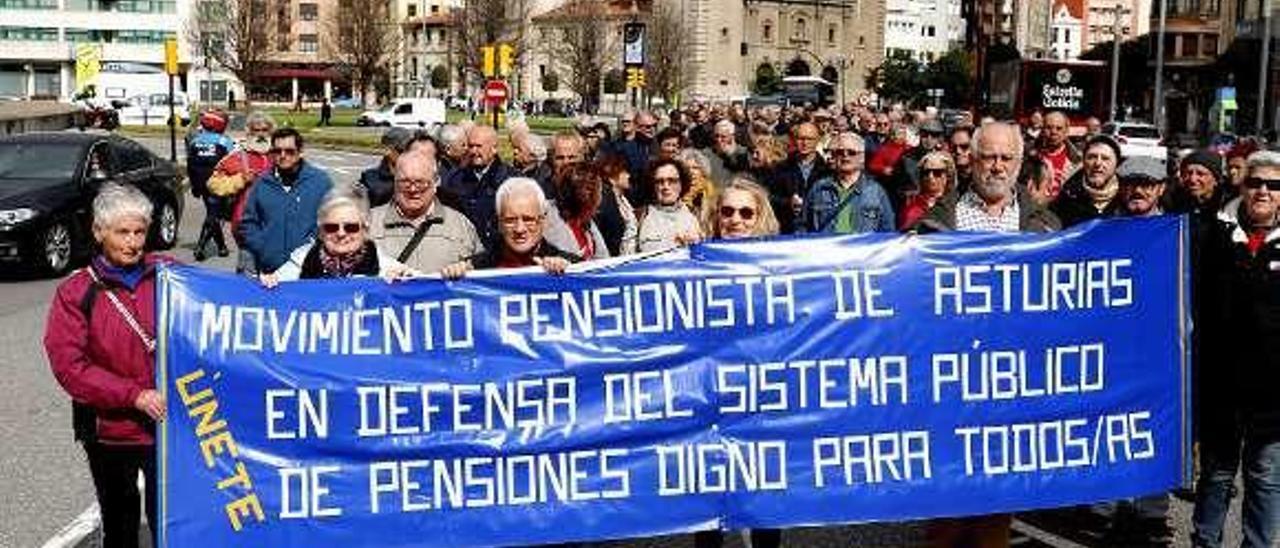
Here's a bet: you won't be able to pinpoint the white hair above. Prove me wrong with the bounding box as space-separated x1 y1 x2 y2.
317 184 371 227
971 121 1024 159
1248 150 1280 170
714 119 736 135
92 183 153 231
527 135 548 162
438 124 466 146
245 111 276 130
495 177 548 216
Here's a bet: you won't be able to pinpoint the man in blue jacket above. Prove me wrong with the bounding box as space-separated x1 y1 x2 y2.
801 132 896 234
238 128 333 275
441 125 514 248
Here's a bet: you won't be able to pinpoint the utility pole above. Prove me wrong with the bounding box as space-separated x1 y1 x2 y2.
1108 5 1123 122
1153 0 1168 132
1258 0 1272 134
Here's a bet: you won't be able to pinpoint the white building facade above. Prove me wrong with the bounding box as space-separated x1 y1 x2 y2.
883 0 962 62
1048 0 1083 60
0 0 194 100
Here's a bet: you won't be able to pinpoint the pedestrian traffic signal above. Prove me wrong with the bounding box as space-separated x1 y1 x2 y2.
626 67 645 89
481 43 515 78
481 45 496 78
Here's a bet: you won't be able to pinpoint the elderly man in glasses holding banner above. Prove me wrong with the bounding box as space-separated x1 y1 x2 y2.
238 128 334 277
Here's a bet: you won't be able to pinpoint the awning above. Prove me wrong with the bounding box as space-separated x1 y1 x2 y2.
255 67 345 81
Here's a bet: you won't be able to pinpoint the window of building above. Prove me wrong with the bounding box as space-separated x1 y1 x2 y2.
1064 28 1070 42
200 79 228 102
1202 33 1217 55
299 33 318 53
762 20 772 41
300 3 318 20
827 24 836 44
0 26 58 41
720 26 729 43
858 35 865 47
430 3 438 14
406 3 416 17
410 57 418 80
0 0 57 9
794 17 807 41
1179 33 1198 56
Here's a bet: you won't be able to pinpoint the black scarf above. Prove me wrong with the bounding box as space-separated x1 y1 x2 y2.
299 240 381 279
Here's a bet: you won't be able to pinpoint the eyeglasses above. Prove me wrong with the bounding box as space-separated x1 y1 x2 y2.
1244 177 1280 192
829 149 863 157
639 123 657 130
719 206 757 220
270 147 300 156
321 222 362 235
923 168 948 177
395 178 437 190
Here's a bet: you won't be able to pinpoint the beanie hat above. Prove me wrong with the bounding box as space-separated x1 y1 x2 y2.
1084 134 1122 162
1180 149 1223 183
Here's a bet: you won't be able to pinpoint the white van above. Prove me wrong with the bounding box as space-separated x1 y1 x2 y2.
357 98 446 129
115 92 191 126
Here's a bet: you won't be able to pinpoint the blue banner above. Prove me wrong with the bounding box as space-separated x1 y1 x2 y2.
158 216 1193 547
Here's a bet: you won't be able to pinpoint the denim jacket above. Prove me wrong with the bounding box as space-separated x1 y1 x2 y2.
801 173 896 234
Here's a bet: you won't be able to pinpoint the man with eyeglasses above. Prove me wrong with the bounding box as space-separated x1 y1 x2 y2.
367 149 482 274
917 122 1059 234
800 132 895 234
1194 150 1280 548
238 127 334 275
441 177 578 278
441 124 514 248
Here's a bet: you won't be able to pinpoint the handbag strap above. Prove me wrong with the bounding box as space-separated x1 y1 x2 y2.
85 267 156 354
396 217 442 263
817 183 861 233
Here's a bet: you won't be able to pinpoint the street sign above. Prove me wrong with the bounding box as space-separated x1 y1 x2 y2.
483 80 509 104
623 22 646 67
164 38 179 76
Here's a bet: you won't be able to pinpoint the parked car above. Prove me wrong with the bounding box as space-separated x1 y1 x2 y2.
356 98 447 129
0 132 184 275
1102 121 1168 164
114 92 191 127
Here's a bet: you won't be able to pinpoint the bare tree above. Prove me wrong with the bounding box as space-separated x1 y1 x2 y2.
454 0 528 91
537 0 619 113
324 0 401 107
645 0 692 105
185 0 271 103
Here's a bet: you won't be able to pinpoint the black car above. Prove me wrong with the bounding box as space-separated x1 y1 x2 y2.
0 132 184 275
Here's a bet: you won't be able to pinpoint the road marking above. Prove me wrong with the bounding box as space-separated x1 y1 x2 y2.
41 474 147 548
1012 518 1088 548
40 503 99 548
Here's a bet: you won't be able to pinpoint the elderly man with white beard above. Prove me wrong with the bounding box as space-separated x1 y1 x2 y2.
916 121 1061 234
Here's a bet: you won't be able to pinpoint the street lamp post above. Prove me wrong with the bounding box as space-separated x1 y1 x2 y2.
1108 5 1125 122
1153 0 1167 132
1258 0 1272 133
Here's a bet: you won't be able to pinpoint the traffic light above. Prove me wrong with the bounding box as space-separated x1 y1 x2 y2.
498 43 515 77
481 45 495 78
626 67 646 89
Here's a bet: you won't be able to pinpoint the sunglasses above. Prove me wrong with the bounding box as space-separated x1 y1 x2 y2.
719 206 757 220
829 149 863 157
923 168 948 177
1244 177 1280 192
321 222 362 235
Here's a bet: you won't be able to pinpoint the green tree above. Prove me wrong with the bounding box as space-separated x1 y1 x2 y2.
866 52 925 105
752 63 780 95
430 65 450 90
923 49 974 108
542 70 560 93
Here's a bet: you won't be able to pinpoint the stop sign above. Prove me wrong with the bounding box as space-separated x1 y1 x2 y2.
483 80 509 104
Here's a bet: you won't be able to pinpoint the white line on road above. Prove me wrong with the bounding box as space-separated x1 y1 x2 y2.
40 503 99 548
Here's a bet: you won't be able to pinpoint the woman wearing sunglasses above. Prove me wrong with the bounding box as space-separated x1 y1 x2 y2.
898 151 956 230
260 185 415 286
705 178 780 240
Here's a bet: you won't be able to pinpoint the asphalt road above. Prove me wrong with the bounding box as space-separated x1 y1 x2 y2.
2 137 1255 547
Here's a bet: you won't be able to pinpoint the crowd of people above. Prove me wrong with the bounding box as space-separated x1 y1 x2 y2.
41 99 1280 548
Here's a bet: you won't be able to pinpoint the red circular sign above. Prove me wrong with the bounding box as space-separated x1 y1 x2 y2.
484 80 509 103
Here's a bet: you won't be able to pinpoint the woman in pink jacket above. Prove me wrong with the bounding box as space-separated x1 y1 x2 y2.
44 183 170 548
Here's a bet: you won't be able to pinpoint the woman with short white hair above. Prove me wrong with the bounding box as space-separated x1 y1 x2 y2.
45 183 173 548
262 184 415 285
